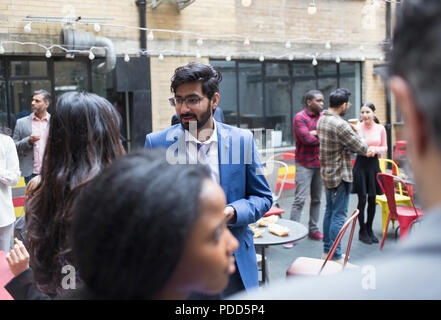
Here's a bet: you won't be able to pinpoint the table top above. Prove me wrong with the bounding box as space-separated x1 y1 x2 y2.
252 219 308 246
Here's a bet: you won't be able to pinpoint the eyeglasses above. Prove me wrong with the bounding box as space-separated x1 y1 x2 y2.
169 95 205 108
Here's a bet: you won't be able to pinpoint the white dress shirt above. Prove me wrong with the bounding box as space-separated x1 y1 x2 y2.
185 121 220 184
0 134 21 227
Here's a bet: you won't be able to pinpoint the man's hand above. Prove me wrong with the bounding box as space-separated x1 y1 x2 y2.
224 206 237 224
349 123 359 133
309 130 317 136
29 135 40 144
5 239 30 276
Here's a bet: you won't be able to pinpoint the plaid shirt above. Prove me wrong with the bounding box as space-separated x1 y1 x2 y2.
317 110 368 189
294 108 321 168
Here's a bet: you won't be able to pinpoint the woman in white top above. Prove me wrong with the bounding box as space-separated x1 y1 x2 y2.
0 128 20 252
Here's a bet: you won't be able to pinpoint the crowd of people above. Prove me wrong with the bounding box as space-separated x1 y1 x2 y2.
0 0 440 300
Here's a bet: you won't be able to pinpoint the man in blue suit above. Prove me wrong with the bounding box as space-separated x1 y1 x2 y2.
144 62 272 298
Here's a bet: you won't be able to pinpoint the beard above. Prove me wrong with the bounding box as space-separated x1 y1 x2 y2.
180 101 213 131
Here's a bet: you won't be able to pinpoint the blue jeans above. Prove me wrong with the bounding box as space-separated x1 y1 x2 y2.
323 182 351 260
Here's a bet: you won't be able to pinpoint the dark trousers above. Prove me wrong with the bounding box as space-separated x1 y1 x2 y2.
24 173 38 185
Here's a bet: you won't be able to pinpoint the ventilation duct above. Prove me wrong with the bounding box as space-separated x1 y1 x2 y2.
61 28 116 73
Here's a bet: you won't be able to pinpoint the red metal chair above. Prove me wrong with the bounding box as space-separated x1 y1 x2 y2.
376 173 423 250
286 209 360 276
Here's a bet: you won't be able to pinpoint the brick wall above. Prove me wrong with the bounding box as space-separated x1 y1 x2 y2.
0 0 396 144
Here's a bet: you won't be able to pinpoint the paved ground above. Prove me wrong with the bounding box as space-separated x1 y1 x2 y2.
258 189 401 284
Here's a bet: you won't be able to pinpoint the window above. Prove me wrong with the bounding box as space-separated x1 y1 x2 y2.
211 59 362 147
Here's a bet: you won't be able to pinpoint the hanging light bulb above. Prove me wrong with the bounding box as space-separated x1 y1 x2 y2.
243 37 250 47
158 53 164 61
24 22 32 33
335 56 341 63
259 55 264 62
360 45 365 52
94 23 101 32
147 30 154 41
307 1 317 15
45 49 51 58
89 50 95 60
312 57 318 66
285 41 292 49
241 0 252 7
0 43 4 55
361 56 366 61
196 51 201 59
225 55 231 62
124 53 130 62
288 54 294 61
325 41 332 50
196 38 203 47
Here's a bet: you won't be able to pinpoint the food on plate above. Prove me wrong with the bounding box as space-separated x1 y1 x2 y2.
257 215 279 227
268 223 289 237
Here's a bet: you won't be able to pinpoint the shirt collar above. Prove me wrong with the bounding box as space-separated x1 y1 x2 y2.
305 108 321 118
185 120 218 145
32 113 48 121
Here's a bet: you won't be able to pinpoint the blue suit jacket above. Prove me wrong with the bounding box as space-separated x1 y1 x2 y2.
144 121 273 290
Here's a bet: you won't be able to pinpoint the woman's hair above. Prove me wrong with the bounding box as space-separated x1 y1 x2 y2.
362 102 380 124
70 150 211 299
26 91 125 295
25 175 41 201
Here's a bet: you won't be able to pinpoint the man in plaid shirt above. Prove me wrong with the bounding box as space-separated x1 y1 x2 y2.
317 88 369 263
285 90 324 248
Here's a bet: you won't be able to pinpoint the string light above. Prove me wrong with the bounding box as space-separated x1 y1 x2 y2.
225 55 231 61
241 0 252 7
93 23 101 32
307 1 317 15
325 41 331 50
196 51 201 59
285 41 291 49
147 30 154 41
288 54 294 61
243 37 250 46
124 53 130 62
24 22 32 33
196 38 203 47
158 53 164 60
259 54 264 62
0 43 4 54
45 49 51 58
312 57 318 66
335 56 341 63
88 50 95 60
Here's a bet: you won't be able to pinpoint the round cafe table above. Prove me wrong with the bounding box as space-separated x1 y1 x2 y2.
253 218 308 283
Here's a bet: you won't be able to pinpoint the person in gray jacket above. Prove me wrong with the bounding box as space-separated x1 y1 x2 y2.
234 0 441 300
12 90 51 184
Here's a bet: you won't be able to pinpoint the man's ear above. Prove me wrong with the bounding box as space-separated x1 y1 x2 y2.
389 76 428 155
211 92 220 110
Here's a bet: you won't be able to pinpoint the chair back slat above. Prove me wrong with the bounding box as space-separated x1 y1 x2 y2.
263 160 288 204
319 209 360 274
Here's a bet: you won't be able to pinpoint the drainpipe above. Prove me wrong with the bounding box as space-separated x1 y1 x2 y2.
136 0 147 54
385 1 392 160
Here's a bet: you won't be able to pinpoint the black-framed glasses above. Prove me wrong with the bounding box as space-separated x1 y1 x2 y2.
169 95 205 108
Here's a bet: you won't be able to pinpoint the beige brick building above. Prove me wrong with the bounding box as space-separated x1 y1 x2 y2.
0 0 401 154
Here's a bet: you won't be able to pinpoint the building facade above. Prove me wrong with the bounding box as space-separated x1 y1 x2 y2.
0 0 400 153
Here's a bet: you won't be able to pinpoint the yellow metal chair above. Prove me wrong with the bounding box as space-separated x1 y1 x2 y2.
376 159 412 237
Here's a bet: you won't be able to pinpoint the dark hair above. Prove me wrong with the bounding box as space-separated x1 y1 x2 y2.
389 0 441 149
33 89 52 106
71 150 211 299
329 88 351 109
304 89 323 105
26 91 125 295
362 102 380 124
170 62 222 100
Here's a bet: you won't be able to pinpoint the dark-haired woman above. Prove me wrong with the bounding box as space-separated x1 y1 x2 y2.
0 127 20 252
5 91 125 299
64 150 238 299
352 102 387 244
